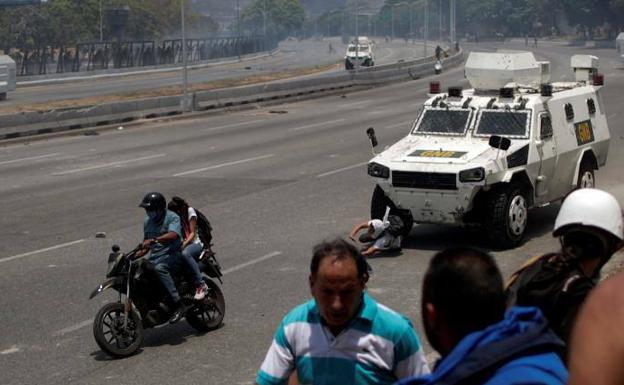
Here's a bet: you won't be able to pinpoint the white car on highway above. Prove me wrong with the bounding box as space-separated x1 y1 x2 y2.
345 37 374 70
366 52 611 248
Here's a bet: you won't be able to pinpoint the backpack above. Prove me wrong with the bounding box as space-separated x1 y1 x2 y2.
195 209 213 246
505 253 588 342
387 215 404 237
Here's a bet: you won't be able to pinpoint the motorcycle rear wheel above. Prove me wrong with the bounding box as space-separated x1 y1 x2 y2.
186 278 225 332
93 302 144 358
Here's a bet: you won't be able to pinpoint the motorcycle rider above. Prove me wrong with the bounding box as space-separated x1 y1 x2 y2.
135 192 187 323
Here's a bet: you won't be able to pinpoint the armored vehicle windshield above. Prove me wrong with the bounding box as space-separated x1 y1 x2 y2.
412 108 472 135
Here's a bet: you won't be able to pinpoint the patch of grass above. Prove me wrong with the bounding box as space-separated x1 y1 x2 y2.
1 62 340 114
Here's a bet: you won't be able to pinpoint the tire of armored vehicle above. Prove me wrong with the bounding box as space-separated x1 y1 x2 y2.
370 185 414 237
484 183 529 249
345 59 354 70
576 159 595 189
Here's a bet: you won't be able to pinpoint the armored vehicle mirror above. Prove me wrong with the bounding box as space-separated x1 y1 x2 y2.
366 127 378 148
489 135 511 151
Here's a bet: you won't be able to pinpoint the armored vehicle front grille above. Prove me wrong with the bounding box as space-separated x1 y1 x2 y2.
392 171 457 190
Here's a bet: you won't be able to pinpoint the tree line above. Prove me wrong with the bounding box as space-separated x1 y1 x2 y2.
0 0 218 53
311 0 624 40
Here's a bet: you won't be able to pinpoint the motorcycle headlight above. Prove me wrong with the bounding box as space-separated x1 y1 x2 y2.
368 162 390 179
459 167 485 182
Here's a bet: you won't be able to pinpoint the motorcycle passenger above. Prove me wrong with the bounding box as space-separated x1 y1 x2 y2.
167 196 209 301
135 192 187 324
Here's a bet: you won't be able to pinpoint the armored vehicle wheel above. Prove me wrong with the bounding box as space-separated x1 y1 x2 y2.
345 60 354 70
485 184 528 249
576 161 595 189
93 302 143 358
0 92 6 101
186 278 225 332
371 185 414 237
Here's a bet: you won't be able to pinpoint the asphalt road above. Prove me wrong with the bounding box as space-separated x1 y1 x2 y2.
1 39 623 385
3 37 431 108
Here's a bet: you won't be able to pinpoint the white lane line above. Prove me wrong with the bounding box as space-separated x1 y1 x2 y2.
0 239 85 264
207 119 265 132
53 154 167 176
52 250 284 337
291 118 345 132
384 120 413 130
317 161 369 178
222 251 283 275
608 113 618 119
173 154 275 177
338 101 370 108
0 346 20 355
0 153 61 166
53 319 93 337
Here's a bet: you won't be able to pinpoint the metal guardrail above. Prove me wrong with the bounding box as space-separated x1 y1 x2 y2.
0 48 465 141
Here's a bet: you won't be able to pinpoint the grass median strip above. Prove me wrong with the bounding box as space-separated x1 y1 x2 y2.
0 63 341 115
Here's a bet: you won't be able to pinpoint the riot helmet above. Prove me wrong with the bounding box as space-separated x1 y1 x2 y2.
554 188 623 262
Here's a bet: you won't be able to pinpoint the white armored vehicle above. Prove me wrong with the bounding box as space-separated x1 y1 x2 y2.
345 36 374 70
366 51 610 248
0 55 16 100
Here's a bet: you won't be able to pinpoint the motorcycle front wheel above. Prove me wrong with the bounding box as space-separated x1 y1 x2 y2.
93 302 144 358
186 278 225 332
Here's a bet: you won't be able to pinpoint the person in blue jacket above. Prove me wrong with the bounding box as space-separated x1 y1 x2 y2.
397 247 568 385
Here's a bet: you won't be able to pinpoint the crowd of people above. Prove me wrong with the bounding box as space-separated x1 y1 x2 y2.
133 188 624 384
255 188 623 385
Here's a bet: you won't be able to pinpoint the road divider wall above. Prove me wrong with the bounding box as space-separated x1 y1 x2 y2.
0 49 464 141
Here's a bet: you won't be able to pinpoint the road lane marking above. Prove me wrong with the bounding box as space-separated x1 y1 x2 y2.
291 118 345 132
317 161 369 178
207 119 265 132
0 346 20 355
53 250 284 337
53 319 93 337
173 154 275 177
384 120 413 130
338 100 370 108
608 113 618 119
53 154 167 175
0 153 61 166
221 251 282 275
0 239 85 264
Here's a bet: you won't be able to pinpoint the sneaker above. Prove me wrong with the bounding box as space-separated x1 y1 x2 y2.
194 284 207 301
168 303 188 324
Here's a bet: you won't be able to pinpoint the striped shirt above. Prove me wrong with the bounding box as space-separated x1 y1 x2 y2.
257 293 430 385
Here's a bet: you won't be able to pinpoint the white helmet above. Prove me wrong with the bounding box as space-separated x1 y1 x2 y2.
554 188 623 241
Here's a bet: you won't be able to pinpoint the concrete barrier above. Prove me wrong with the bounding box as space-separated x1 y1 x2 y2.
0 49 465 141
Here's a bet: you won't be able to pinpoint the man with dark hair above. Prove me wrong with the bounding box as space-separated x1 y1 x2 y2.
257 238 429 385
397 247 567 385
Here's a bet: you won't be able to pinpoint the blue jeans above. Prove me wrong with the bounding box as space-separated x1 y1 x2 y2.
151 253 182 304
182 243 204 286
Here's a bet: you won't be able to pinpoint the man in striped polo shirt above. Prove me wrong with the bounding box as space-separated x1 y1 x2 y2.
256 238 430 385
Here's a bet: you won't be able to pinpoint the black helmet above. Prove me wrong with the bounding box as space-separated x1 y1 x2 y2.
139 192 166 211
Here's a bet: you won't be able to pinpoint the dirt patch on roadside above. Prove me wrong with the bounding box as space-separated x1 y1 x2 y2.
1 62 340 114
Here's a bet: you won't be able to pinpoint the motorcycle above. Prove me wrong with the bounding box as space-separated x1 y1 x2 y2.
89 243 225 358
434 60 443 75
